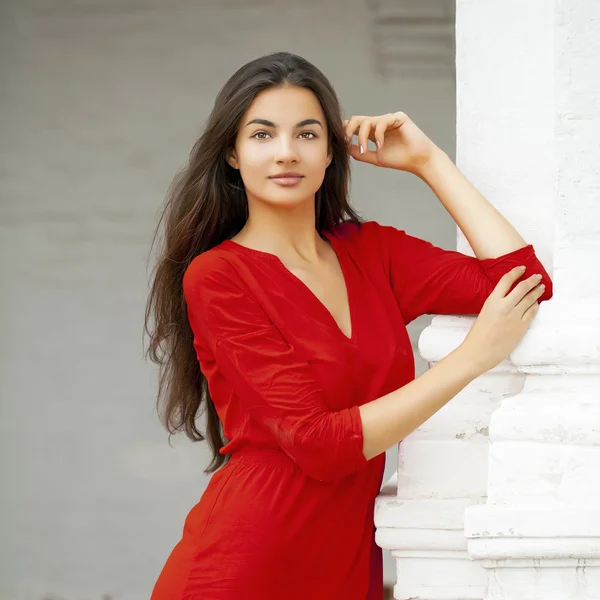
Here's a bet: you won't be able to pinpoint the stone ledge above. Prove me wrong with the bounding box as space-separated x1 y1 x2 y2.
377 527 469 551
465 506 600 539
376 496 484 530
468 538 600 561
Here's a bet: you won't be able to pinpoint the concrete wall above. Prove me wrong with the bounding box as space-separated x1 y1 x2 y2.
0 1 456 597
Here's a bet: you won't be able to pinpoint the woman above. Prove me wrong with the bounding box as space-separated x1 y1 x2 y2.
145 51 552 600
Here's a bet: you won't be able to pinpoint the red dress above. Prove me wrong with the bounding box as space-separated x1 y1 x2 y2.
151 220 552 600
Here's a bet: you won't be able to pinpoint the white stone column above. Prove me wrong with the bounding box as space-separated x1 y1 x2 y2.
376 0 600 598
376 357 524 600
461 0 600 598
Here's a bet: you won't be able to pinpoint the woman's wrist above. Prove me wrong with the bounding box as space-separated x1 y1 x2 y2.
452 341 492 380
413 147 452 181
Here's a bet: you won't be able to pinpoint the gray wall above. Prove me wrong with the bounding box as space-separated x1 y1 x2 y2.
0 1 456 598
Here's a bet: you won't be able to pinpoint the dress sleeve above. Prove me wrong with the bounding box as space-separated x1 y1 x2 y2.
182 255 368 484
375 223 553 325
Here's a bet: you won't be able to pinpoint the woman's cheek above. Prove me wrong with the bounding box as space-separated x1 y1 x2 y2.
243 140 272 162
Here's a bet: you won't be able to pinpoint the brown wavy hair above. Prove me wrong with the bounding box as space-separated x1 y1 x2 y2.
144 51 363 474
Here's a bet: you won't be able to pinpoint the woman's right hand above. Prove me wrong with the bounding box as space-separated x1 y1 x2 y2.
461 265 545 374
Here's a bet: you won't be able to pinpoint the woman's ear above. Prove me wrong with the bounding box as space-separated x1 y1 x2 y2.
226 149 239 170
326 151 333 169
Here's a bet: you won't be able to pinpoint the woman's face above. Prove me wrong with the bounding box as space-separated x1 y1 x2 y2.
228 85 332 208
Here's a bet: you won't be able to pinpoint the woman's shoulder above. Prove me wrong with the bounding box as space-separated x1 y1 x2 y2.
325 219 393 250
183 242 245 293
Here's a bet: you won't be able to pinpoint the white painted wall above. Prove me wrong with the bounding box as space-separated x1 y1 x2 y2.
0 1 456 598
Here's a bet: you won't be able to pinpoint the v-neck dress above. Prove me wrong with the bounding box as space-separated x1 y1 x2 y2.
150 220 553 600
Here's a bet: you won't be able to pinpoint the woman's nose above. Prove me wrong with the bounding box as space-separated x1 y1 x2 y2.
274 136 299 162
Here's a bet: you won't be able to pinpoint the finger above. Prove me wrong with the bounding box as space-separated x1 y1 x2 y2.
348 141 379 165
374 119 388 150
345 116 366 146
515 282 545 313
521 300 540 322
357 118 375 155
376 112 407 148
505 273 543 305
492 265 528 298
391 111 408 128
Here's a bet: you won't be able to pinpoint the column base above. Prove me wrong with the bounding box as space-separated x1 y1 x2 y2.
376 482 487 600
465 506 600 599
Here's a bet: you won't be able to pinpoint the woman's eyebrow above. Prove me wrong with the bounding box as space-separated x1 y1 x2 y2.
245 118 323 129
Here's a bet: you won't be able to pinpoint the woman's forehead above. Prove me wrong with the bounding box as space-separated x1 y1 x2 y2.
243 87 325 126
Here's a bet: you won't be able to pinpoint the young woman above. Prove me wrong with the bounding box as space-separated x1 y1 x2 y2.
145 51 552 600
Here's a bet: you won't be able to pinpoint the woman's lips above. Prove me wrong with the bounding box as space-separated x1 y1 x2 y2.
269 175 304 187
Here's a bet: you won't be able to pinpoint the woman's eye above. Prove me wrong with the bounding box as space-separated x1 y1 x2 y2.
252 131 270 140
251 131 317 140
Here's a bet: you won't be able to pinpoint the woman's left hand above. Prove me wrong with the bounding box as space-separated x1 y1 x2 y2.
344 112 440 176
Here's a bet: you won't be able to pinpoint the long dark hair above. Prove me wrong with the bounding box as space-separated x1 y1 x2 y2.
144 51 363 473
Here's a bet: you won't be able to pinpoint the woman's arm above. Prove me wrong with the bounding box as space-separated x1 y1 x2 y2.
345 112 531 259
369 220 553 325
418 149 528 259
360 342 480 460
360 264 545 460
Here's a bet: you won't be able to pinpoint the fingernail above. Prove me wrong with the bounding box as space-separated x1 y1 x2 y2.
376 140 382 149
539 284 545 290
535 274 543 280
359 145 364 154
518 266 526 271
